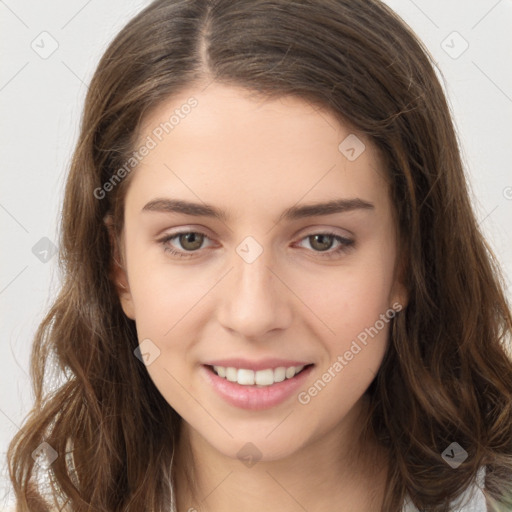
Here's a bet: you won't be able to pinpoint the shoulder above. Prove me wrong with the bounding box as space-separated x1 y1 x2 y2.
402 466 488 512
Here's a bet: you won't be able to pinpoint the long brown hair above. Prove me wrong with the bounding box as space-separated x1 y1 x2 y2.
7 0 512 510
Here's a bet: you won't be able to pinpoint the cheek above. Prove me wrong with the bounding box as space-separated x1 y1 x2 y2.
295 263 394 421
299 259 396 342
292 246 396 403
126 239 211 335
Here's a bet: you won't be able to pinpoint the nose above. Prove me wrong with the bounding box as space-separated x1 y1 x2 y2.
216 247 293 340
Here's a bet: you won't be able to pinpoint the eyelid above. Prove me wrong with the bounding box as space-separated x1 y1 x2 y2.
156 224 214 239
294 224 354 239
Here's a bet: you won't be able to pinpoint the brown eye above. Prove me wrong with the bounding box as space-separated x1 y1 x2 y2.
296 232 355 259
159 231 211 258
177 232 204 251
308 234 336 252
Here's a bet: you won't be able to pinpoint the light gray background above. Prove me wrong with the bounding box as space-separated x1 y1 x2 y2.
1 0 511 507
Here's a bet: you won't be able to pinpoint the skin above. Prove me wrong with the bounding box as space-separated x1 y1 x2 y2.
111 82 408 511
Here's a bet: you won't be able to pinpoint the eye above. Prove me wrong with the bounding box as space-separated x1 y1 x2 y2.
158 230 355 259
158 231 212 258
295 232 355 258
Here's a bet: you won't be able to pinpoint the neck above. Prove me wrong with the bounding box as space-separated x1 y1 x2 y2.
173 395 389 512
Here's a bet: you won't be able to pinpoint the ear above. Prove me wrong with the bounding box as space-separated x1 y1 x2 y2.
104 214 136 320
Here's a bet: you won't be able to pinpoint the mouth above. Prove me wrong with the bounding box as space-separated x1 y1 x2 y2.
205 363 314 387
201 362 315 410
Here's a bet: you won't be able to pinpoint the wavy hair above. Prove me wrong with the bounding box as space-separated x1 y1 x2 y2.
7 0 512 510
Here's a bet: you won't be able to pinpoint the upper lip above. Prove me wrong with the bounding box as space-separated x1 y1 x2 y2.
203 358 313 371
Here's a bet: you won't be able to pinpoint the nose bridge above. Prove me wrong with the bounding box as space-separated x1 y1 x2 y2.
216 237 292 338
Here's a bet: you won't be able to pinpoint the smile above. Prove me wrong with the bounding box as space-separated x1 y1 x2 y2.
201 363 315 410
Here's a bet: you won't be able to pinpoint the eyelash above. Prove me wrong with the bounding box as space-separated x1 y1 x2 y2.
158 230 355 260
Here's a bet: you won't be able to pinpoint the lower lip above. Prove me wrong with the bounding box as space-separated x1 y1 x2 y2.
201 364 314 410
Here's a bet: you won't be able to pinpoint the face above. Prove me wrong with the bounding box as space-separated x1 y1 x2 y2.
112 83 407 462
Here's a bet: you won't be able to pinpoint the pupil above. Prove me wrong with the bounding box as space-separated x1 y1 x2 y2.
311 234 333 251
181 233 203 250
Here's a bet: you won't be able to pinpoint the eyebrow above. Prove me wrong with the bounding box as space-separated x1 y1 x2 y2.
141 197 375 222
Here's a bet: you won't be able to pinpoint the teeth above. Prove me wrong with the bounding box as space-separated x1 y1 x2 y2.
212 365 306 386
255 368 274 386
225 367 237 382
274 367 286 383
285 366 296 379
238 368 255 385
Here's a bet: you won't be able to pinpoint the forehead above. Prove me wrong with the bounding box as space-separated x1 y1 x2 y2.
127 83 389 215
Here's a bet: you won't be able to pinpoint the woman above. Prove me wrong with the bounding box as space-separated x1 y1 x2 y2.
7 0 512 510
